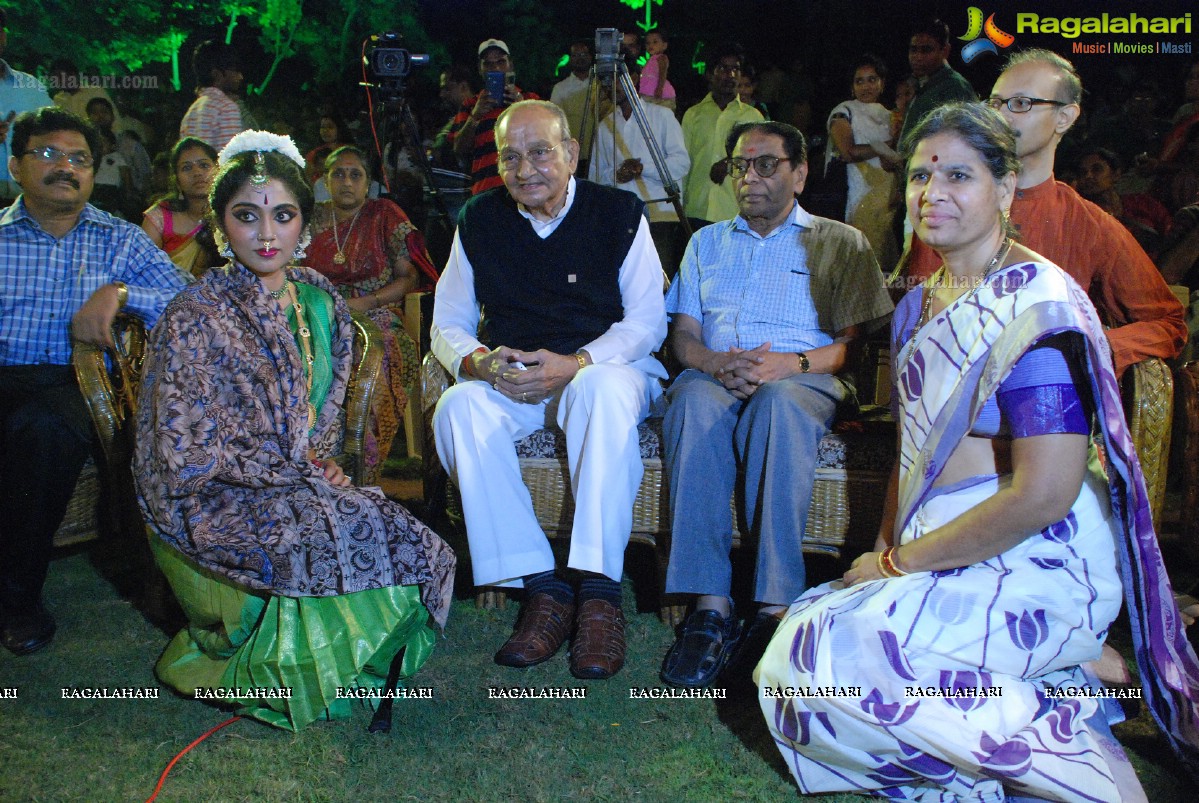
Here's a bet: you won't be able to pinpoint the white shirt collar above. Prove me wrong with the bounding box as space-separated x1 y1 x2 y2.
516 175 576 237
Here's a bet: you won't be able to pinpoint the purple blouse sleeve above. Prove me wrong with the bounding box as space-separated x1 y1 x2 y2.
995 336 1090 438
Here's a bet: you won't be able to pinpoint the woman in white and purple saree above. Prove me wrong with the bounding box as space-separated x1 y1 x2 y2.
757 103 1199 801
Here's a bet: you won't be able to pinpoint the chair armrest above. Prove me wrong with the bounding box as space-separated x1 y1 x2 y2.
420 353 455 516
404 292 426 352
344 311 384 485
73 340 122 464
1125 357 1174 528
71 313 147 468
421 352 453 419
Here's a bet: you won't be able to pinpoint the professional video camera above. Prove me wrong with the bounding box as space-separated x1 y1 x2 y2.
594 27 622 72
364 31 430 95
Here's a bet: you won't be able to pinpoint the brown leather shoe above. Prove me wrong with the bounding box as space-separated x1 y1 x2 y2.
570 598 626 679
494 593 575 668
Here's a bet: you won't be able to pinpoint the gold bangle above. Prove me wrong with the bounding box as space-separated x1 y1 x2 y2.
574 352 587 371
880 546 908 578
113 281 129 309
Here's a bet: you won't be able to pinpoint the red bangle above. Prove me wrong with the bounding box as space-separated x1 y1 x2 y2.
465 347 488 378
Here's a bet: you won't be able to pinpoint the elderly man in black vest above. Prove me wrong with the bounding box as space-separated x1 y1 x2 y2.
431 100 667 680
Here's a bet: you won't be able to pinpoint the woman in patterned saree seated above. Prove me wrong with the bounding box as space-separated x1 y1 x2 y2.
307 146 440 477
134 131 455 731
140 137 222 277
757 103 1199 800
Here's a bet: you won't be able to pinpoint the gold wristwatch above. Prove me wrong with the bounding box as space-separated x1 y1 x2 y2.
796 352 810 373
113 281 129 309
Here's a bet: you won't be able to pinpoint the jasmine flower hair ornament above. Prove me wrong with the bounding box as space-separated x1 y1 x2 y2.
218 130 306 170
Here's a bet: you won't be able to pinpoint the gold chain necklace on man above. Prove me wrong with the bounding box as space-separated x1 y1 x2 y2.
285 281 318 430
331 205 363 265
904 237 1012 366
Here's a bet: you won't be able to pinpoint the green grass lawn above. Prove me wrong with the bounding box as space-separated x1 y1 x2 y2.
1 541 1194 802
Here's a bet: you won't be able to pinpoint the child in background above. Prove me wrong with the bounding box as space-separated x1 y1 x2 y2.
737 65 771 119
891 76 916 142
639 30 676 110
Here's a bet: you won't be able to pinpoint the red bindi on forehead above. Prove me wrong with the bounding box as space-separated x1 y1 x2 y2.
932 155 939 162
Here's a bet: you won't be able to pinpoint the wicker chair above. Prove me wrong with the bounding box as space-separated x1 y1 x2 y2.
1124 358 1174 530
1174 361 1199 545
53 314 147 547
341 312 386 485
400 292 427 459
420 354 896 624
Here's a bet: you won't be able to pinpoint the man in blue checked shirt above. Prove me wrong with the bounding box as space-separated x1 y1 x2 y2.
0 107 187 656
660 121 893 689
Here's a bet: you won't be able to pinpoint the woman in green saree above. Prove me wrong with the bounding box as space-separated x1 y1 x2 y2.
134 131 455 730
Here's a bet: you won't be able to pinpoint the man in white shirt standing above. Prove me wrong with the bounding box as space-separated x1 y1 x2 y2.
589 62 690 277
432 100 666 681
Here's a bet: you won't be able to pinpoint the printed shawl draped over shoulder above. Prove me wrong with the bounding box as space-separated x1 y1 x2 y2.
134 261 453 627
895 260 1199 774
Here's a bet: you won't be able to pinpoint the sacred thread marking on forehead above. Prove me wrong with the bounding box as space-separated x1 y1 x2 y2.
263 194 269 205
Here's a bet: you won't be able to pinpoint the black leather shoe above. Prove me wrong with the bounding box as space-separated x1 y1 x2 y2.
660 606 741 688
1 603 56 656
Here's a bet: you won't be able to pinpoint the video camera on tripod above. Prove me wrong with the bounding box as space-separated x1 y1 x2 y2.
594 27 622 71
359 32 458 264
580 27 691 245
364 31 430 100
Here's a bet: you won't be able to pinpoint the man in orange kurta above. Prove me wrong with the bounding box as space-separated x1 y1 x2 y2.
902 50 1185 377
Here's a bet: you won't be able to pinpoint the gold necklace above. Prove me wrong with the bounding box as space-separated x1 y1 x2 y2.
331 205 363 265
904 237 1012 365
286 281 318 430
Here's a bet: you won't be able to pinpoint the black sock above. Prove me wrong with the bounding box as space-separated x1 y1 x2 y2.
577 574 622 607
524 570 574 605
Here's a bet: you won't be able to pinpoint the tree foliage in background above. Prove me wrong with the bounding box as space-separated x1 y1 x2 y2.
292 0 448 92
1 0 443 95
244 0 304 94
5 0 225 85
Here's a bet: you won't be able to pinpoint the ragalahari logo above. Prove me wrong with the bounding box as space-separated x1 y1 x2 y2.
959 7 1016 63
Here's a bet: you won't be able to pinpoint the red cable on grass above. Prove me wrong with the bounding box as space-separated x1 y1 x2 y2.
145 715 242 802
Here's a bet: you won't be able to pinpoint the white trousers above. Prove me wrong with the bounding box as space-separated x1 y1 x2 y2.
433 363 660 587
